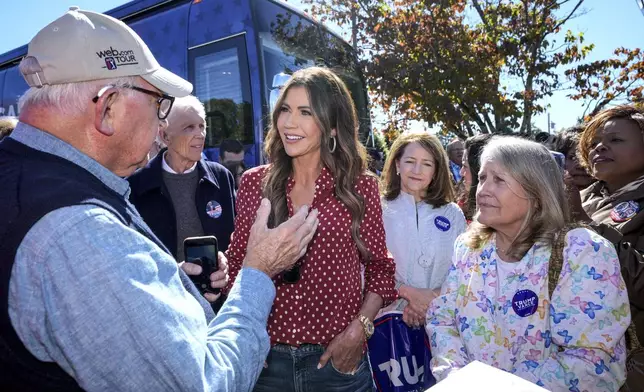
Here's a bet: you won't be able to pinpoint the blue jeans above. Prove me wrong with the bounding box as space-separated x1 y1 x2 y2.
253 344 376 392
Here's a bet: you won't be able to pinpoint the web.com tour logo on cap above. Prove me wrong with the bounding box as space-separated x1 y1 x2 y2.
96 46 139 70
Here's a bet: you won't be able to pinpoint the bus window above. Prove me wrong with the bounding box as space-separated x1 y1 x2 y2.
0 69 6 116
324 33 372 143
189 34 253 148
255 0 319 108
1 66 27 118
254 0 372 141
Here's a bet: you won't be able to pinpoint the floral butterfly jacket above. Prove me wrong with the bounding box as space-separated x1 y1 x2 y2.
426 228 631 391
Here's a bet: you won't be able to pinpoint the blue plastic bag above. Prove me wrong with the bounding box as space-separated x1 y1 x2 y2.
368 310 436 392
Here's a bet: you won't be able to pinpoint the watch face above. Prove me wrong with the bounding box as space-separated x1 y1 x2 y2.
367 324 375 335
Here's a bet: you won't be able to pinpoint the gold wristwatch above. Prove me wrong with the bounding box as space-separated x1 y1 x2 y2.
357 314 375 339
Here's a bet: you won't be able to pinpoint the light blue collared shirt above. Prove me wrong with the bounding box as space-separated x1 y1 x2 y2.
8 123 275 392
450 160 462 183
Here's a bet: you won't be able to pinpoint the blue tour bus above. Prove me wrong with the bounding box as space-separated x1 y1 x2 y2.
0 0 372 166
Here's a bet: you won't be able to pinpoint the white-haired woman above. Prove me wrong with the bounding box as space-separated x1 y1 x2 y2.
427 137 630 391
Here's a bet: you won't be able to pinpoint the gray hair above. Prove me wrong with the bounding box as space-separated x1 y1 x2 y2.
18 76 139 117
167 95 206 127
465 136 570 259
446 138 464 153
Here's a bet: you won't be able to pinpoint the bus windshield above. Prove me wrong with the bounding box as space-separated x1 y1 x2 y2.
254 0 371 141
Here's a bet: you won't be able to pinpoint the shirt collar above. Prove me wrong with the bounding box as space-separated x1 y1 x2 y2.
588 175 644 201
10 122 131 197
162 151 198 174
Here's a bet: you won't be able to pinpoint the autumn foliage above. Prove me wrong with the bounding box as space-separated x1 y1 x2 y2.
302 0 641 138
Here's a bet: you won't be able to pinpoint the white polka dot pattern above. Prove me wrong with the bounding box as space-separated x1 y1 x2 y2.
224 165 396 346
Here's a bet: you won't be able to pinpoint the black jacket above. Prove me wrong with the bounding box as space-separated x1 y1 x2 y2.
0 139 214 390
127 150 237 256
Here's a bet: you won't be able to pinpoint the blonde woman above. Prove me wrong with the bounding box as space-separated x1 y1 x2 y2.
427 137 630 391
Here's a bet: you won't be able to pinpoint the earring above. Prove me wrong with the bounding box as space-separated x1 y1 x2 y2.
396 169 400 175
329 136 337 153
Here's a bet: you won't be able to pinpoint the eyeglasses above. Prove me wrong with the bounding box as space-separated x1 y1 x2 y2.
281 265 301 284
92 85 175 120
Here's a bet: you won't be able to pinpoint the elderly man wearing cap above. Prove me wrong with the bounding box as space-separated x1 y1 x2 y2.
0 7 318 392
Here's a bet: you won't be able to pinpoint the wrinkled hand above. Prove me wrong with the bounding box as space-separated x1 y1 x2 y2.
180 252 229 302
318 320 364 374
403 306 425 328
244 198 319 278
399 286 438 328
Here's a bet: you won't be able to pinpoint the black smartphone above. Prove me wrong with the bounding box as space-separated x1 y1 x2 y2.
183 236 219 294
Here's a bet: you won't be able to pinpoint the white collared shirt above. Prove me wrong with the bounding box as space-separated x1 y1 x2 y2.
162 152 198 174
381 191 467 290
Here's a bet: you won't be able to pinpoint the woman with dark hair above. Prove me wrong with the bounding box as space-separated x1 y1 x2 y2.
379 132 466 327
224 160 246 191
457 134 493 222
571 105 644 391
553 126 595 191
223 67 395 392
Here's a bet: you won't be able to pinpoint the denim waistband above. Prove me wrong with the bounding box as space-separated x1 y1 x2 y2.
271 343 324 354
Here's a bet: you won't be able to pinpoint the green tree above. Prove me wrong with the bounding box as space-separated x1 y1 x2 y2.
567 47 644 119
303 0 593 138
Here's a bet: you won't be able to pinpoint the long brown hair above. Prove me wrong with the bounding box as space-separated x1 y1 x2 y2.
381 133 455 207
262 67 370 259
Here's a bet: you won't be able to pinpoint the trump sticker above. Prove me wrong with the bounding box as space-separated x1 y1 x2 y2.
206 200 222 219
434 216 451 232
512 289 538 318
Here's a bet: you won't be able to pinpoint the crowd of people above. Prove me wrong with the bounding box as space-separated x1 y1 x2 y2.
1 6 643 392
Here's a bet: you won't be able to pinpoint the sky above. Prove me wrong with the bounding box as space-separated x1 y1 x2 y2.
1 0 643 133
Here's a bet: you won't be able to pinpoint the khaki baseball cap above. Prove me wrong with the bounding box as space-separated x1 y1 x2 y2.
19 6 192 97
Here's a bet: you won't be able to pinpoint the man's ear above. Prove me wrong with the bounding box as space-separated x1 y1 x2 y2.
93 87 120 137
161 128 171 144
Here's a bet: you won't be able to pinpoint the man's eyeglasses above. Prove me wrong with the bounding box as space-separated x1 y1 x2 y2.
92 85 175 120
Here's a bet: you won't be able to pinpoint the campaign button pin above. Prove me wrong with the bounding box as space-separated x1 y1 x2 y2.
512 289 539 318
610 201 640 223
206 200 223 219
434 216 451 232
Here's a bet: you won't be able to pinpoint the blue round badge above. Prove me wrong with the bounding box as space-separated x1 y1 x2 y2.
610 201 640 223
512 290 539 317
434 216 451 232
206 200 223 219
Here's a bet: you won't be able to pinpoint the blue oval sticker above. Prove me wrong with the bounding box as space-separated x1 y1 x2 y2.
512 289 539 317
610 201 640 223
206 200 223 219
434 216 451 232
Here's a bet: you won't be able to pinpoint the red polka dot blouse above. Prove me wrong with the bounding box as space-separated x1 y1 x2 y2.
224 165 396 346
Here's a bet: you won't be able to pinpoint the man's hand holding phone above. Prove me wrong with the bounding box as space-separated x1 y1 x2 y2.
180 251 229 303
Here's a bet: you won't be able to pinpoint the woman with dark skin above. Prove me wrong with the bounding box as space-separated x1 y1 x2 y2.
569 105 644 391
